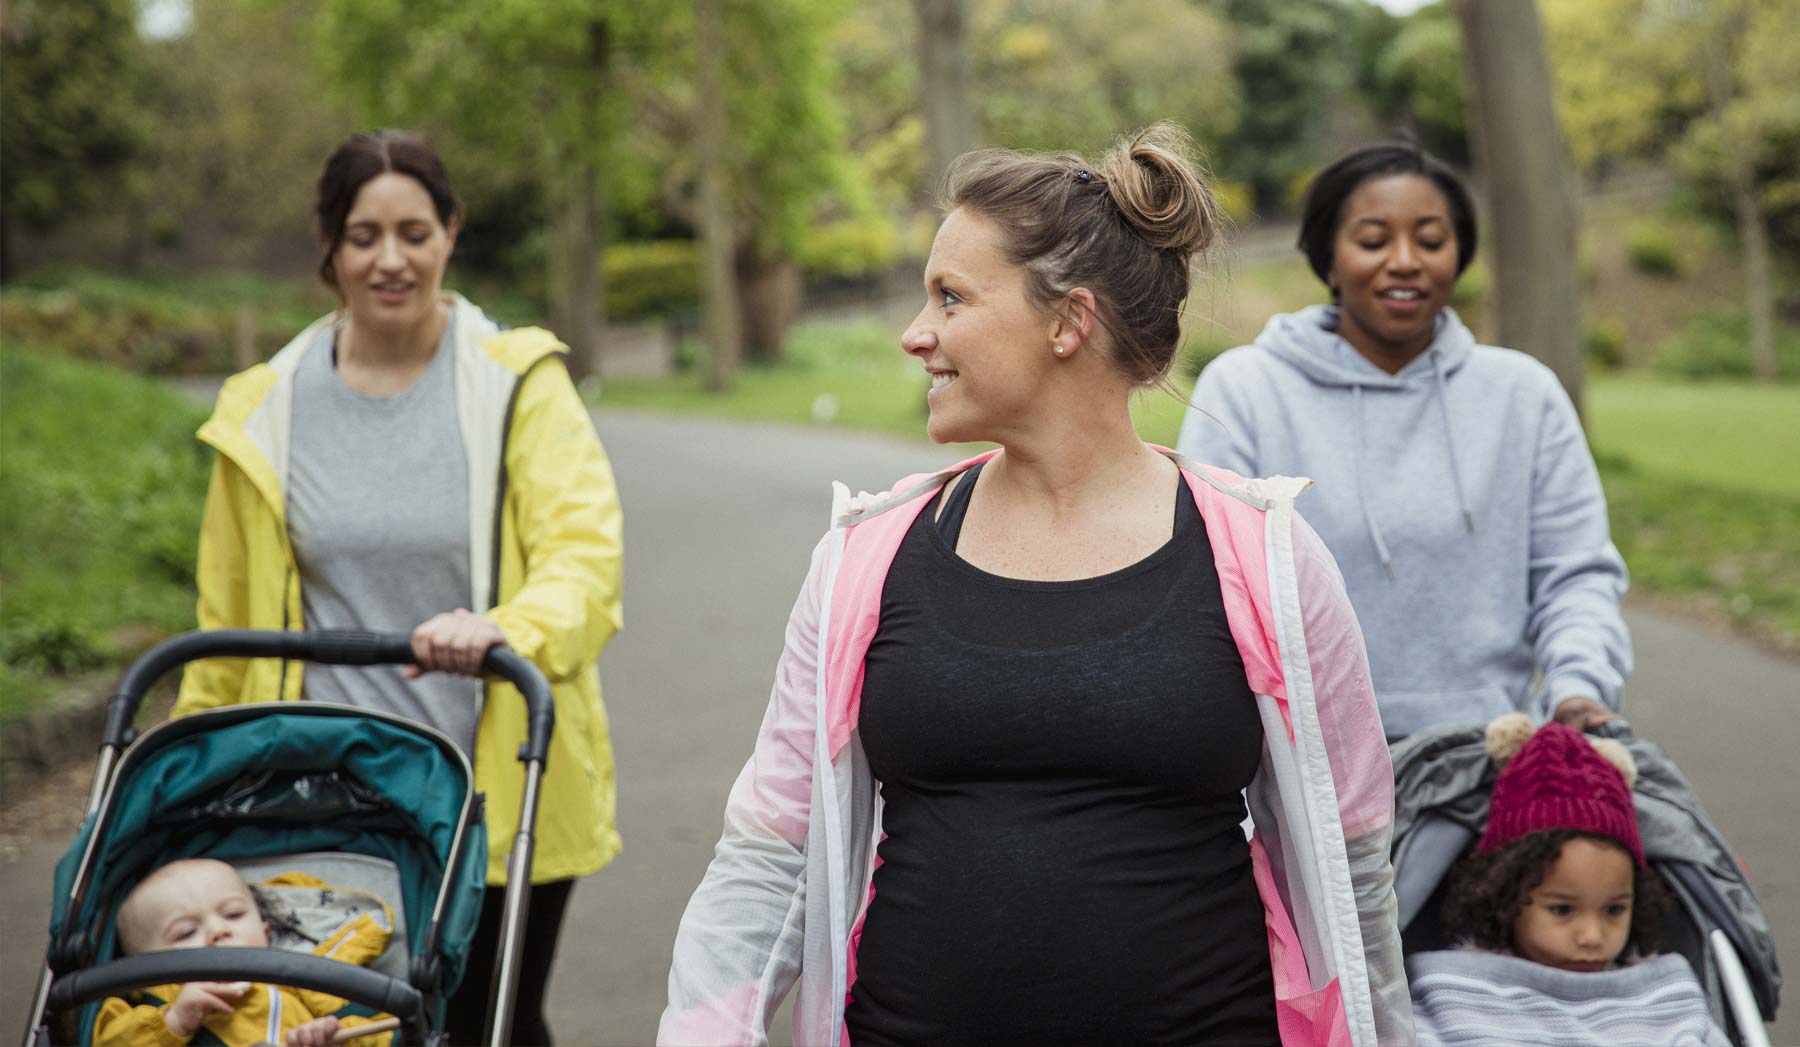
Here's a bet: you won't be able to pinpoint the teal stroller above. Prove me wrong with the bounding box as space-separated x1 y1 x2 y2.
21 630 556 1047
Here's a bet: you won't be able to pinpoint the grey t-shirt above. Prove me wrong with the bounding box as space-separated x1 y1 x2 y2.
287 325 482 756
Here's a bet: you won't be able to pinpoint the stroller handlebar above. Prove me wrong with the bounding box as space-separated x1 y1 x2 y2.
43 945 426 1025
105 629 555 764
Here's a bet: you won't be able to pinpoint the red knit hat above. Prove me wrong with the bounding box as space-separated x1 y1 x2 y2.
1478 718 1644 868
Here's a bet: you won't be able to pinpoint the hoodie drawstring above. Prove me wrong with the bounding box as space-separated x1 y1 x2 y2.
1352 383 1396 578
1430 349 1476 533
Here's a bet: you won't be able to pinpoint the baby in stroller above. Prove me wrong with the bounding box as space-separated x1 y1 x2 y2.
1406 715 1730 1046
97 858 395 1047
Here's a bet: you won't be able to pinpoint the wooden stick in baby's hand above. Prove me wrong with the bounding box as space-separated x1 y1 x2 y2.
330 1017 402 1044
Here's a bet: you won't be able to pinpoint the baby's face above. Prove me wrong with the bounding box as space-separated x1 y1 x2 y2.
127 860 269 953
1512 836 1635 972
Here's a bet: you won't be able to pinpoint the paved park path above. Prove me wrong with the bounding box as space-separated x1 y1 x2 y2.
6 409 1794 1044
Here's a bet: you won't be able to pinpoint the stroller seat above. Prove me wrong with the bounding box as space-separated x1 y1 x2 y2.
232 851 411 983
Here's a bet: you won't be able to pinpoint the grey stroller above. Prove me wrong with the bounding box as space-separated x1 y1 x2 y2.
1388 719 1781 1046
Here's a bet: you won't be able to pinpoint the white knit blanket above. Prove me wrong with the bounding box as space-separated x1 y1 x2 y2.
1407 949 1730 1046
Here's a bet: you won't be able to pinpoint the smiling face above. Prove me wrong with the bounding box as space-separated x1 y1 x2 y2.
1328 173 1460 371
1512 836 1636 972
330 171 458 338
118 859 269 955
900 208 1060 444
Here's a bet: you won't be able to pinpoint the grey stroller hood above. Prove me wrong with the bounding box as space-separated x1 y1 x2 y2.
1388 719 1781 1030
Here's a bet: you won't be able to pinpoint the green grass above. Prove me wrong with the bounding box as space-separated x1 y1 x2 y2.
0 347 210 723
1588 377 1800 500
601 319 938 437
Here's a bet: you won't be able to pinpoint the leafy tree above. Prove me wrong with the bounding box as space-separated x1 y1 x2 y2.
1358 1 1469 165
0 0 144 280
973 0 1239 158
313 0 658 378
622 0 864 363
127 0 355 273
1541 0 1701 175
1212 0 1352 214
1672 0 1797 380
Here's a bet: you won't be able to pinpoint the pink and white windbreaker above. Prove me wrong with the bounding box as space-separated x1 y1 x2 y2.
660 448 1414 1047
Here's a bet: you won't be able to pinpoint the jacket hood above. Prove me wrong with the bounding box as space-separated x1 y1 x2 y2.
1254 304 1475 388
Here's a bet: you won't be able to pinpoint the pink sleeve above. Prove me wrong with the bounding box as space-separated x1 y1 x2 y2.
1291 512 1394 838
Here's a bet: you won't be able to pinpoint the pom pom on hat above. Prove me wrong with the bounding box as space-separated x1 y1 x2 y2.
1485 713 1535 769
1479 720 1645 868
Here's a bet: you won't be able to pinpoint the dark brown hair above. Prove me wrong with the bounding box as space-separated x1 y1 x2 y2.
314 130 462 291
1442 829 1670 958
943 122 1220 387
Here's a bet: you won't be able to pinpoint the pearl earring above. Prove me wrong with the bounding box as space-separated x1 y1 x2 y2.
1053 342 1067 356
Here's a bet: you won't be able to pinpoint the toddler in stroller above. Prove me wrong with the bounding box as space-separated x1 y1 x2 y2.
98 858 394 1046
23 629 558 1047
1390 714 1781 1047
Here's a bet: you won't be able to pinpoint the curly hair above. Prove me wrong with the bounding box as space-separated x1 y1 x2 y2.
1442 829 1670 956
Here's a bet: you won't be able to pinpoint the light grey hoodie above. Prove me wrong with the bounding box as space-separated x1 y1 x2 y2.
1177 305 1631 738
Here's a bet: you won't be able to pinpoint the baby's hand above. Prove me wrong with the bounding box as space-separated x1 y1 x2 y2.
285 1015 341 1046
164 981 248 1038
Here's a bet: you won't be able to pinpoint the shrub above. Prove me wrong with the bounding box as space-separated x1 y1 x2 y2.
1625 222 1682 277
795 216 901 279
603 240 700 322
1175 334 1235 378
1210 178 1254 225
0 270 329 375
1584 315 1627 370
1651 310 1800 381
1450 260 1489 312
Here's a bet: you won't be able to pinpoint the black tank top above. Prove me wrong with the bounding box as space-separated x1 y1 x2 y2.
846 462 1279 1046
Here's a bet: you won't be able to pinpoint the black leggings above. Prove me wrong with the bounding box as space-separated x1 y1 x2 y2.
443 878 576 1046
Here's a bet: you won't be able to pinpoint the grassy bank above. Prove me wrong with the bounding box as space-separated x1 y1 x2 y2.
598 318 1800 653
0 348 210 723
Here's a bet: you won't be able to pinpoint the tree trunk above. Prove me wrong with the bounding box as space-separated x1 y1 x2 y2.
738 247 802 364
550 165 603 383
914 0 975 196
540 22 610 383
1697 11 1777 381
696 0 741 391
1454 0 1586 415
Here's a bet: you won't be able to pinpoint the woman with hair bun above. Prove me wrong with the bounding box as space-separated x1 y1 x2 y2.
1176 143 1630 742
659 123 1410 1047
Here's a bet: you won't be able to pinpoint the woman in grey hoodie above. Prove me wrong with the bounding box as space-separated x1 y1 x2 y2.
1177 144 1630 741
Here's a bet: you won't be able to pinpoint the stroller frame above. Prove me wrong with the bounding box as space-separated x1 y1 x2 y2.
22 629 557 1047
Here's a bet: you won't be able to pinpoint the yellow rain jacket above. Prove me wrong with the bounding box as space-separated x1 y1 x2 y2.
94 873 397 1047
174 294 623 883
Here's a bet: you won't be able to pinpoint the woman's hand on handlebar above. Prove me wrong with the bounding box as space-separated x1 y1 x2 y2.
406 609 506 678
1552 696 1618 731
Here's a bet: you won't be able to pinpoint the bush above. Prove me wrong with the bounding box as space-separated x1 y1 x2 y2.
603 240 700 322
1651 310 1800 381
1625 222 1683 277
1450 260 1489 312
0 270 330 375
1210 178 1254 225
795 216 901 279
1175 334 1235 378
1584 315 1627 370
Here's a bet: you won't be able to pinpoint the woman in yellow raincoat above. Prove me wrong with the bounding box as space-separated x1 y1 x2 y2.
175 130 623 1045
